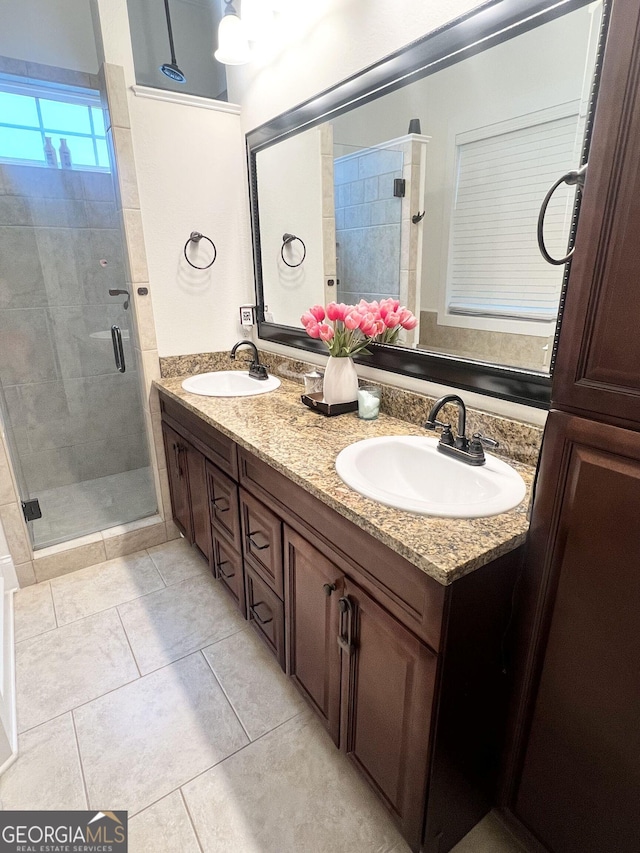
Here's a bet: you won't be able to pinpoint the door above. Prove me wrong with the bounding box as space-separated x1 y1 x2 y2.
284 526 343 744
339 577 437 850
162 423 191 540
513 412 640 853
186 444 210 562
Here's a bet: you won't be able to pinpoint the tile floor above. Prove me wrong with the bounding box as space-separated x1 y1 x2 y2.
2 538 529 852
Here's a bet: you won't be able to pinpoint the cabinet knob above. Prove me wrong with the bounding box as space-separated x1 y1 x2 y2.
323 583 336 596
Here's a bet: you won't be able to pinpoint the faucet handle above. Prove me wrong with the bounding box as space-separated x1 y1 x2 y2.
425 418 449 431
472 432 499 448
425 420 454 446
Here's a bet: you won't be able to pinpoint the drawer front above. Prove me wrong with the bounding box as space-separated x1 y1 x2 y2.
207 461 241 550
240 488 283 598
212 533 246 617
245 565 285 669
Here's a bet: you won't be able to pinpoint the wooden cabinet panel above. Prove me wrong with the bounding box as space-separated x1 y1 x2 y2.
207 461 241 550
284 526 343 745
161 422 192 540
213 533 246 617
551 0 640 426
161 394 238 478
340 577 437 851
245 564 285 669
513 412 640 853
240 488 283 598
186 444 210 562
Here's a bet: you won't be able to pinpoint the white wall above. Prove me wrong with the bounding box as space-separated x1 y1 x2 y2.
257 128 325 326
0 0 98 72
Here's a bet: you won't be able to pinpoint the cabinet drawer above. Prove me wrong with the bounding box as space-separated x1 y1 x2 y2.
207 461 241 550
212 533 246 617
240 488 283 598
245 565 285 669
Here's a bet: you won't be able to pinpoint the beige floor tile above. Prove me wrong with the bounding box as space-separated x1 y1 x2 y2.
15 608 139 733
182 711 404 853
13 581 56 643
74 652 248 815
51 550 165 626
128 791 201 853
450 812 526 853
147 538 211 586
118 574 245 674
0 714 86 810
203 628 306 740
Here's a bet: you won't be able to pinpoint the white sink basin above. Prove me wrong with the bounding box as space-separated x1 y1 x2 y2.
181 371 281 397
335 436 526 518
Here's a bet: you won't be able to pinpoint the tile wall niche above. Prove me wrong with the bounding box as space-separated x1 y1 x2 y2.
0 58 173 584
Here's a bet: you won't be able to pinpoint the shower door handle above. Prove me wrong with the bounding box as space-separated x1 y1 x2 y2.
111 325 126 373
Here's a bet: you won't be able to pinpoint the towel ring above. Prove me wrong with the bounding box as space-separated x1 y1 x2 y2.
184 231 217 269
537 165 587 266
280 233 306 268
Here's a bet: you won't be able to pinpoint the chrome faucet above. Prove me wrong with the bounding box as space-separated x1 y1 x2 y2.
230 340 269 380
425 394 498 466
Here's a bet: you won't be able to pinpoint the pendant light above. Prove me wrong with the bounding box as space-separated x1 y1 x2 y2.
160 0 186 82
214 0 251 66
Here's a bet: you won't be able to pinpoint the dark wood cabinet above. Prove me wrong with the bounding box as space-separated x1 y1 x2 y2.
340 576 437 847
162 422 192 540
160 391 522 853
186 444 209 561
284 526 343 745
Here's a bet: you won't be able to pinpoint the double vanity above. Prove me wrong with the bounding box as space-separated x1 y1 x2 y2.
156 368 533 853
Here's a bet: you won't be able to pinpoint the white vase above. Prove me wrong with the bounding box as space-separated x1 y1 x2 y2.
323 356 358 405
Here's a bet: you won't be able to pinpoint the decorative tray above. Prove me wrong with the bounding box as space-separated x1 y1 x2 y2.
301 392 357 417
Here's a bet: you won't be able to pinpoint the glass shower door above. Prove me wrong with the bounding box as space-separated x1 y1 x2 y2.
0 80 157 550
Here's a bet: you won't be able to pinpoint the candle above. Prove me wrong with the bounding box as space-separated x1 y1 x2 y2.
358 387 381 420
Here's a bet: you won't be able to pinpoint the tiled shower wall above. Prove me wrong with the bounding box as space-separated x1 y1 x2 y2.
334 147 403 305
0 163 148 493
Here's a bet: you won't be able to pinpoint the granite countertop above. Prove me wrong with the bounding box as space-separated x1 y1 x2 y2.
155 376 535 586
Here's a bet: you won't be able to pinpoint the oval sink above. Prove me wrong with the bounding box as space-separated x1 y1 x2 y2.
335 435 526 518
181 371 281 397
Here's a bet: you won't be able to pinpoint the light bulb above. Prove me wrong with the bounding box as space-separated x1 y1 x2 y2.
214 5 251 65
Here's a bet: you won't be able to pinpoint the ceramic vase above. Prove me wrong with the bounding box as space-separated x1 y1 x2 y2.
323 356 358 405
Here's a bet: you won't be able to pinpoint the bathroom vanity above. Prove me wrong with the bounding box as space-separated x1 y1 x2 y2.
157 378 532 853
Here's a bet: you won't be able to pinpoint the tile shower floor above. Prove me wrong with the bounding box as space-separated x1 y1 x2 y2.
2 539 529 853
31 467 157 549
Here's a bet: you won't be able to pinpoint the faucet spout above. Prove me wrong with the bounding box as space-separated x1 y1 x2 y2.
229 340 269 380
426 394 467 440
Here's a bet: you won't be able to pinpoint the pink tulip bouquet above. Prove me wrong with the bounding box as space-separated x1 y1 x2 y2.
300 298 418 357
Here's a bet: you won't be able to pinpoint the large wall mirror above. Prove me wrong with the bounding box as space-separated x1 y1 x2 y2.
247 0 609 408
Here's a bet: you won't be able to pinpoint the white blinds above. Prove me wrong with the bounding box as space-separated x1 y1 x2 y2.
447 112 581 321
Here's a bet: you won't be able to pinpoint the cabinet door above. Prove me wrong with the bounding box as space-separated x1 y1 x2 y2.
186 444 210 562
284 527 343 745
340 578 437 851
207 461 241 550
161 422 192 541
240 488 283 597
513 412 640 853
212 533 246 617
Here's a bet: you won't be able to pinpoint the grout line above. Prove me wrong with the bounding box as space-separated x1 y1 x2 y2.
47 582 59 629
199 649 251 743
115 607 142 679
70 710 91 810
179 788 205 853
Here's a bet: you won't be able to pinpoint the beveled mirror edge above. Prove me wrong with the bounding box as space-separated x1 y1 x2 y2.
247 0 608 410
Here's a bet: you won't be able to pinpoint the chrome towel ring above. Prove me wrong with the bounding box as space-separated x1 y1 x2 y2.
184 231 217 269
281 233 306 268
537 164 587 266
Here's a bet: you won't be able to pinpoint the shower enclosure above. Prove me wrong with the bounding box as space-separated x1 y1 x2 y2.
0 76 157 549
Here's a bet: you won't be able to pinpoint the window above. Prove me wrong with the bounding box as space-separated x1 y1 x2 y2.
0 76 109 171
446 105 583 322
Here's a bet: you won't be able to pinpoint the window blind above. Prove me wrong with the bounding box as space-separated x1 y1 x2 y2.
447 113 582 321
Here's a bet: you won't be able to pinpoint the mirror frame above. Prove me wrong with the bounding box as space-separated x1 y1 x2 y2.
247 0 607 409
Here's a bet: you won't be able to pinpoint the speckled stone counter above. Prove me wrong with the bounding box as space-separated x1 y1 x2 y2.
155 375 534 586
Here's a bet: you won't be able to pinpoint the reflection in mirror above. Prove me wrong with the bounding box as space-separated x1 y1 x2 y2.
254 0 603 375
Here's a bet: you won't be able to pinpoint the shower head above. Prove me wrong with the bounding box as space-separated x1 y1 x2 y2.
160 62 186 83
161 0 186 84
